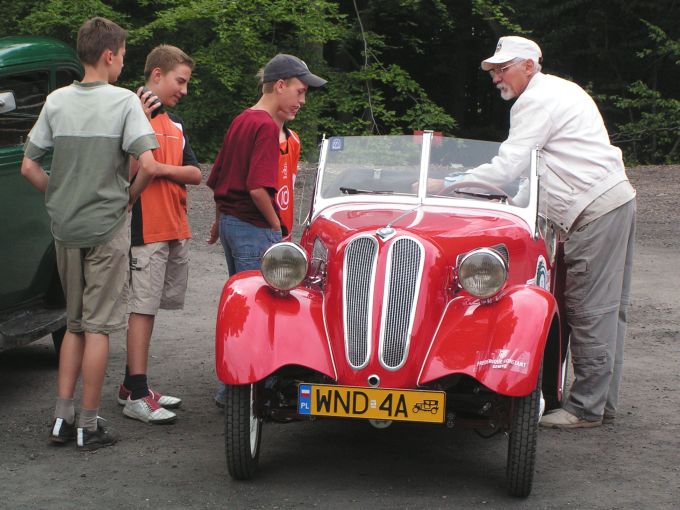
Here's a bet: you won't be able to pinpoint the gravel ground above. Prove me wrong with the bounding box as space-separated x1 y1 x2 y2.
0 162 678 509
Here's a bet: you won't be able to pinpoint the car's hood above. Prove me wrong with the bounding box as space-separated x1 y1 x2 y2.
308 203 535 275
302 202 540 388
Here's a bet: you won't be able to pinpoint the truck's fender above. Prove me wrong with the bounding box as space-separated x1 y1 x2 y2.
418 285 557 396
215 273 335 384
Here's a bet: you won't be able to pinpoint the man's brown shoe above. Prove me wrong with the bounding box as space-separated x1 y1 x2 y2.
539 409 602 429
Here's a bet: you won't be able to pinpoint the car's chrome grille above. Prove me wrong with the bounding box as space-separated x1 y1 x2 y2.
380 238 423 369
344 236 378 368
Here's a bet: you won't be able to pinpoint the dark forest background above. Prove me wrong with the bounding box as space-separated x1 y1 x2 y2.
2 0 678 164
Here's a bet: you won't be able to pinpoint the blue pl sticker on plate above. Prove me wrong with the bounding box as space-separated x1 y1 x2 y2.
298 384 312 415
329 137 344 151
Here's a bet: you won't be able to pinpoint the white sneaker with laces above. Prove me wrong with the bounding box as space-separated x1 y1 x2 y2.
148 389 182 409
117 384 182 409
123 395 177 424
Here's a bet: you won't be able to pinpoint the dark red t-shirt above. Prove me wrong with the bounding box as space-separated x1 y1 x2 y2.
207 109 280 228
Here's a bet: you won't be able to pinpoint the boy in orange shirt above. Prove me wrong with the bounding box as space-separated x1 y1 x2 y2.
273 101 301 240
119 45 201 424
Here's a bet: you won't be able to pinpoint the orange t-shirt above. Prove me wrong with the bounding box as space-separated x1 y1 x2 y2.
131 112 194 245
276 129 300 239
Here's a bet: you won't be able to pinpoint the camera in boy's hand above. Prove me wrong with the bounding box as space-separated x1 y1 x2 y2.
137 86 164 119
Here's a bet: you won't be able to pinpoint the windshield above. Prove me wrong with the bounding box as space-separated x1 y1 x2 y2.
319 135 422 198
318 134 533 209
426 137 531 208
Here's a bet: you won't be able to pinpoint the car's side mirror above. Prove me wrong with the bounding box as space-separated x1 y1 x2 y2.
0 91 17 114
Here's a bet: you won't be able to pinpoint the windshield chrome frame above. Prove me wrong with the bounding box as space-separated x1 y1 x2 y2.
416 130 433 205
307 134 330 226
311 132 540 232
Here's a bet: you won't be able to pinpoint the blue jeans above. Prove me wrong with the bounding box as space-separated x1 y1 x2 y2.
218 214 282 275
215 214 282 405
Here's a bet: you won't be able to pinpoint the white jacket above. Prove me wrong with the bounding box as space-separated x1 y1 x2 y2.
468 72 633 232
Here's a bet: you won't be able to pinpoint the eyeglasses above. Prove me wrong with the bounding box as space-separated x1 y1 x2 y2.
488 60 525 78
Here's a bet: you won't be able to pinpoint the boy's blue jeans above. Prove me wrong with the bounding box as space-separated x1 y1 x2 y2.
215 214 282 404
218 214 282 274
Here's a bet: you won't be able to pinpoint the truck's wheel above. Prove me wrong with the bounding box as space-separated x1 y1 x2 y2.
224 384 261 480
506 371 541 497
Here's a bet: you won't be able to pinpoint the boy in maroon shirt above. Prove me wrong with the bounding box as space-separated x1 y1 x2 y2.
207 54 326 405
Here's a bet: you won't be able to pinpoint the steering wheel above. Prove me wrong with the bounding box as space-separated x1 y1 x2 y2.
442 180 514 206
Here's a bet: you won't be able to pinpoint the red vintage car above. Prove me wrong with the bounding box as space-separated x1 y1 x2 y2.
215 132 568 497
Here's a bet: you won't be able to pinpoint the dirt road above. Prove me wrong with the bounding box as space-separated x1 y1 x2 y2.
0 165 678 509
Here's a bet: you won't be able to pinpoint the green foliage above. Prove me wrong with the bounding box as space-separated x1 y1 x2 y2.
637 19 680 64
500 0 680 164
611 81 680 164
2 0 679 163
471 0 525 34
118 0 348 159
608 21 680 164
326 0 457 137
16 0 127 42
4 0 456 160
317 64 455 137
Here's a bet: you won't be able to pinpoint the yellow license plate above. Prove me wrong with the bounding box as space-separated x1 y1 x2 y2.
298 383 445 423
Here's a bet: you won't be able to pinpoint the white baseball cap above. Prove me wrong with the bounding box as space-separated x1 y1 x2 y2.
481 36 542 71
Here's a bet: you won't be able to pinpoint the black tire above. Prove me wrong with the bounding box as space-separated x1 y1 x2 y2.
52 326 66 360
506 371 541 497
224 384 262 480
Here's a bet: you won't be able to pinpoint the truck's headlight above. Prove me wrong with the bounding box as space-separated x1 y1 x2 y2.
458 248 508 298
261 242 308 291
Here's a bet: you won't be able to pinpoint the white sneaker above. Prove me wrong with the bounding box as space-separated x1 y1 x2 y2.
123 395 177 424
148 388 182 409
117 384 182 409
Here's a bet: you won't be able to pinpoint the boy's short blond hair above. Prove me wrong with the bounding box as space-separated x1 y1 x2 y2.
144 45 195 80
77 17 127 66
255 68 291 95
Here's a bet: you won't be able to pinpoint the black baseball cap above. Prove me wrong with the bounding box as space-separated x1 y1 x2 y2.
263 54 327 87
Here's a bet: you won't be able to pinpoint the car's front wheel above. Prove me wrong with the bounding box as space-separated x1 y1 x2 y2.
224 383 262 480
506 372 541 497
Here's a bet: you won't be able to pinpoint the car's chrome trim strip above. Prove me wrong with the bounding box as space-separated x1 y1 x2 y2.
343 235 378 369
310 137 330 223
378 236 425 371
417 297 463 385
417 130 433 204
320 291 338 380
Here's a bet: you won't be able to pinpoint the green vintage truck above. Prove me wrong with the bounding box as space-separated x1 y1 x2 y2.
0 36 82 355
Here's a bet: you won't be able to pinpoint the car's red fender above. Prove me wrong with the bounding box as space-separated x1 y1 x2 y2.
418 285 557 396
215 273 336 384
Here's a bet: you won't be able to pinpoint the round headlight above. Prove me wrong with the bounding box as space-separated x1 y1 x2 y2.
458 248 508 298
261 242 308 291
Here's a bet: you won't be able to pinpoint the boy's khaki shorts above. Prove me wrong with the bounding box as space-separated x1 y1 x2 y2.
128 239 189 316
56 217 130 334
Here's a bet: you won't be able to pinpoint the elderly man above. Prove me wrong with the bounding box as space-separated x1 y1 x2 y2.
456 36 636 428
